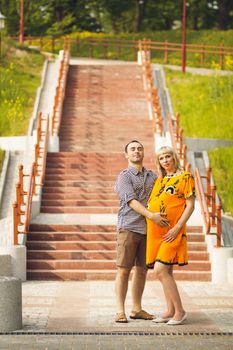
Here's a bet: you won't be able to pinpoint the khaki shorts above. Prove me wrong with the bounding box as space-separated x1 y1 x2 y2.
116 229 147 269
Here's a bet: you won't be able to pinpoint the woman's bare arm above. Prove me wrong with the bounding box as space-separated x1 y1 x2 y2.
163 196 195 242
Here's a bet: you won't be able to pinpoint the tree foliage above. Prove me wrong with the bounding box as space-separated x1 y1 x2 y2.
0 0 232 36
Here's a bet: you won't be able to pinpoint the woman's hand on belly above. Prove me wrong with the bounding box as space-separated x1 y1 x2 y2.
162 223 182 243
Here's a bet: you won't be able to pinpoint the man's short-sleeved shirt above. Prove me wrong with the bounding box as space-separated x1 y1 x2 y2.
115 166 157 235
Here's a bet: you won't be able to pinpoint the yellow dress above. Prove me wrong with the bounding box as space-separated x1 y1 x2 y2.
146 171 195 268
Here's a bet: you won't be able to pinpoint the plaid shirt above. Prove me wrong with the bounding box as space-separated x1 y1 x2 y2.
115 166 157 235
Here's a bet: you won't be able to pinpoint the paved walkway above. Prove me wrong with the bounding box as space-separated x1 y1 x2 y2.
0 334 232 349
164 64 233 76
1 280 233 348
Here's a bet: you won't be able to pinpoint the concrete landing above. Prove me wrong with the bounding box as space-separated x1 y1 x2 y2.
20 281 233 334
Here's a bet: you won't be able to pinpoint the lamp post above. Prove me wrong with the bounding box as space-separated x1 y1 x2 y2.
19 0 24 44
0 11 6 63
181 0 187 73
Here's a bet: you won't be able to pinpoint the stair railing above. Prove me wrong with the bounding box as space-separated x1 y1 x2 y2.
195 167 222 247
139 40 163 136
167 112 189 170
167 110 222 246
12 113 49 245
51 47 70 136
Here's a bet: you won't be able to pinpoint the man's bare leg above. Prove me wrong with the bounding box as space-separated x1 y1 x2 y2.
131 266 147 312
115 267 131 314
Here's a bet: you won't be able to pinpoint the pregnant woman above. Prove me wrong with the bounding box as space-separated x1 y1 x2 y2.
146 146 195 325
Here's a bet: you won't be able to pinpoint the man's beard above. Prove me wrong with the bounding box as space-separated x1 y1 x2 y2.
131 158 143 164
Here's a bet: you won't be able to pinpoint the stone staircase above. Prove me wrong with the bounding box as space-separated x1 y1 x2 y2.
26 62 211 281
27 224 211 281
40 152 154 214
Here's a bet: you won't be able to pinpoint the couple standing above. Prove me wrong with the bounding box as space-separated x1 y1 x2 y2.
115 140 195 325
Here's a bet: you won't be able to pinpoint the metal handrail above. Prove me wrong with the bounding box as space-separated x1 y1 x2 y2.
195 168 211 236
23 162 36 233
41 115 49 186
139 41 163 135
195 168 222 247
12 111 50 244
167 114 189 169
51 48 70 135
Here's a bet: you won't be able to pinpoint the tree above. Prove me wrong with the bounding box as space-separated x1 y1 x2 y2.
134 0 148 32
0 0 232 36
217 0 233 30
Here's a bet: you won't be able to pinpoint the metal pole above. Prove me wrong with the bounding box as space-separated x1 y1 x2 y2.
19 0 24 44
181 0 187 73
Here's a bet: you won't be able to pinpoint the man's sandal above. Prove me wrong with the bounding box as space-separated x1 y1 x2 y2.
115 312 128 323
130 309 154 320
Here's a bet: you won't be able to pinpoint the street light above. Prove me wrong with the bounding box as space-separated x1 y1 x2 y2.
0 11 6 62
181 0 187 73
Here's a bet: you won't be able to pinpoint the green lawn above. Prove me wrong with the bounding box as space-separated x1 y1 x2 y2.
0 39 45 136
165 68 233 215
165 69 233 140
0 38 44 171
209 147 233 216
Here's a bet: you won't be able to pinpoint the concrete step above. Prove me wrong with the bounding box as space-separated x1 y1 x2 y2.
29 224 116 232
27 259 211 271
41 199 119 207
44 173 117 180
27 269 212 281
27 250 209 261
27 250 116 260
43 180 115 187
26 231 206 244
43 187 116 194
26 240 207 252
40 206 118 214
42 193 118 200
26 241 117 250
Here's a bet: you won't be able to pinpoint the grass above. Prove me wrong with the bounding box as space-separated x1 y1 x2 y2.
0 38 45 136
0 38 44 172
209 147 233 216
165 68 233 214
165 69 233 139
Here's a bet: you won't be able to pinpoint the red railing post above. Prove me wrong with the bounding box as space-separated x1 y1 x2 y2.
76 36 79 56
200 43 205 66
206 167 211 206
211 185 217 226
220 43 225 70
40 36 43 51
13 202 19 245
164 40 168 64
51 36 55 53
216 205 222 247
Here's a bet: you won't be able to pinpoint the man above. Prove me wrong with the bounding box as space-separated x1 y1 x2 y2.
115 140 169 323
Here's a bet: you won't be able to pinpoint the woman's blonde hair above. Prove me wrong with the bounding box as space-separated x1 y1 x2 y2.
155 146 182 177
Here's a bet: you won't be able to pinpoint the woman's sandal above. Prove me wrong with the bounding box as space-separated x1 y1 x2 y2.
115 312 128 323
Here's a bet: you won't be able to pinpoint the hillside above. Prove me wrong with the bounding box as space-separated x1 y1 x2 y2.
165 68 233 215
0 38 44 136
